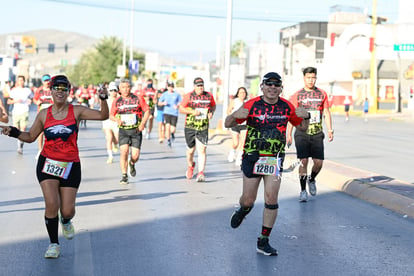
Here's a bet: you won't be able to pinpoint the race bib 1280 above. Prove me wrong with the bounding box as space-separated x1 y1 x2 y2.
120 114 137 126
253 157 281 176
42 158 73 179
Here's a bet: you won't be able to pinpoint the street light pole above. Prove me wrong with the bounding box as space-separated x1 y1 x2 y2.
222 0 233 128
369 0 378 113
129 0 134 62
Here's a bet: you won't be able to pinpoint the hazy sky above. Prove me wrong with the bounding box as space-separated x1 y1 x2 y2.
1 0 399 60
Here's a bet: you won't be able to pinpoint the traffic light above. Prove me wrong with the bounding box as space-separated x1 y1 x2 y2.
48 43 55 53
369 37 375 52
330 33 335 47
64 43 68 53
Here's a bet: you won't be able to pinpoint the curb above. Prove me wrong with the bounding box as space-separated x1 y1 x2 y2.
285 154 414 219
209 128 414 219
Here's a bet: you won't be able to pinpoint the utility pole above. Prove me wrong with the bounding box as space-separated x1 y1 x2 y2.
369 0 378 113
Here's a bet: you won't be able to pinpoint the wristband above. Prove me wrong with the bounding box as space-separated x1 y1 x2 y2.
8 126 22 138
99 93 108 100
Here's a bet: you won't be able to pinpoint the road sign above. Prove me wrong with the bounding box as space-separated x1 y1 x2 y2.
128 60 139 74
394 44 414 51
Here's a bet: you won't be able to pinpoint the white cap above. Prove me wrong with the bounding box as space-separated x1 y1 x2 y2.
108 81 118 91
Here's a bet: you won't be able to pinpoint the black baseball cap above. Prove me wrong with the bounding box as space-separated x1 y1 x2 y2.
193 77 204 85
262 72 282 83
50 75 71 88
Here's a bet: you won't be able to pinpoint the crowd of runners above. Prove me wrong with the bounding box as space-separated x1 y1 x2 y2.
0 69 333 258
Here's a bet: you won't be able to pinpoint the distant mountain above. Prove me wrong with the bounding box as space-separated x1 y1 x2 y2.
0 29 214 76
0 29 98 74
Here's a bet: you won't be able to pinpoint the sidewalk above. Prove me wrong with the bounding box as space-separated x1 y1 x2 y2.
209 122 414 219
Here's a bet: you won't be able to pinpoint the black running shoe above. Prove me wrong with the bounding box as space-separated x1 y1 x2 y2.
129 161 136 177
230 206 252 228
256 237 278 256
120 174 128 185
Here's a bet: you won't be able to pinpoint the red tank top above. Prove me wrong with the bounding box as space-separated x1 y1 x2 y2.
41 105 80 162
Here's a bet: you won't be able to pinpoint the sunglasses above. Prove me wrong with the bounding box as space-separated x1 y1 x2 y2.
52 86 70 92
109 89 118 92
264 81 282 87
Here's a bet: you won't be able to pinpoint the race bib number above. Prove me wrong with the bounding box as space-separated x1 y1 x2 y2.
42 158 73 179
120 114 137 126
309 110 320 124
253 157 281 176
195 108 208 120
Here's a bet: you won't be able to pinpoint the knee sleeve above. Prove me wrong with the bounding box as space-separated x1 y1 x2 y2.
264 203 279 210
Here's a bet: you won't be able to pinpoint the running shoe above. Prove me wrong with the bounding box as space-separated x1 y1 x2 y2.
230 206 252 228
227 150 235 162
106 156 113 164
257 237 278 256
167 139 172 148
196 171 205 182
61 219 75 240
308 177 317 196
186 162 195 179
299 190 308 202
129 160 136 177
120 174 128 185
145 133 150 140
44 243 60 259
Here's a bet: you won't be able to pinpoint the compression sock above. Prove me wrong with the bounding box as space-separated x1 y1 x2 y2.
300 175 307 191
45 216 59 244
260 226 272 239
309 171 319 183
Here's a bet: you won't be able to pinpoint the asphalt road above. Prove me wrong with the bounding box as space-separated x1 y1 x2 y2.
0 112 414 275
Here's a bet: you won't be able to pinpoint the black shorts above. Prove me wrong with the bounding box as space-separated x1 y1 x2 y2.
36 155 81 188
119 128 143 149
344 105 350 112
241 151 285 178
294 131 325 160
184 128 209 148
231 125 247 133
164 114 178 127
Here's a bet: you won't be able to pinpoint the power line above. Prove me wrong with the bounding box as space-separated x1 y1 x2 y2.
43 0 303 23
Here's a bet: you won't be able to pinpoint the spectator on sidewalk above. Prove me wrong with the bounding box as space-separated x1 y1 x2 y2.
363 97 369 122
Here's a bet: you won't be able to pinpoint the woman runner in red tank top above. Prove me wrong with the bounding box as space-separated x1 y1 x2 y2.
0 75 109 259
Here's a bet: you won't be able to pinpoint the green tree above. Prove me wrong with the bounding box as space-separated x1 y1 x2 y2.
231 40 247 58
67 36 145 85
